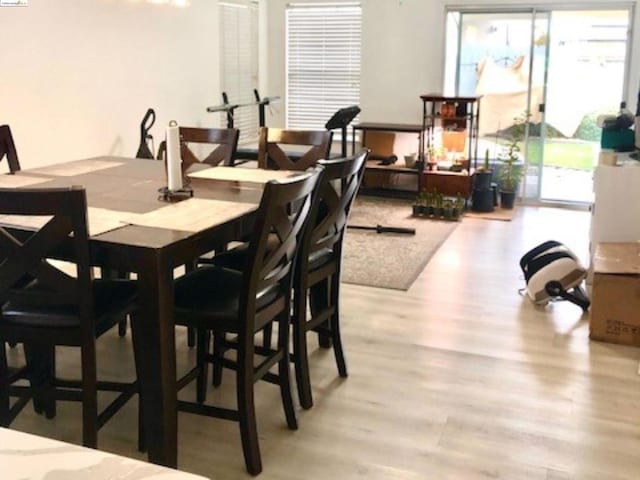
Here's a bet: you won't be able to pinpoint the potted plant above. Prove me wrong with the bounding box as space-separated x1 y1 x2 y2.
474 148 493 190
434 192 444 218
412 193 422 216
498 113 528 209
452 192 464 220
443 199 453 220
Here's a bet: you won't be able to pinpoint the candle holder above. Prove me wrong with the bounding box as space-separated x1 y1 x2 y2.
158 186 194 202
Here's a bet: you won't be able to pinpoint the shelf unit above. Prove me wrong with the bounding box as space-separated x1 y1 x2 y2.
351 122 425 197
420 94 481 167
419 95 481 196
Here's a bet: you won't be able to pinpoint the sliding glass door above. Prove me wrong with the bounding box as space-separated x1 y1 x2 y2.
445 6 633 204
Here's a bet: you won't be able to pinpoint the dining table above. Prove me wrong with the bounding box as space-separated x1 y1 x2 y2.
0 157 298 468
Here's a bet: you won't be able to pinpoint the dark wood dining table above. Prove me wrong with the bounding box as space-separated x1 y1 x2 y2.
2 156 272 468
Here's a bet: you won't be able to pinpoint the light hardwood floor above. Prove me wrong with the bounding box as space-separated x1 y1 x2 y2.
7 206 640 479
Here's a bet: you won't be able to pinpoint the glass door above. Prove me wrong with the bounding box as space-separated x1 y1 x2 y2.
538 9 631 203
445 9 546 201
445 6 633 204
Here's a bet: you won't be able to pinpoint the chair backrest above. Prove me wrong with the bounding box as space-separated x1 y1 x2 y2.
241 170 321 330
0 125 21 173
299 149 369 268
0 187 94 333
257 127 332 171
158 127 240 171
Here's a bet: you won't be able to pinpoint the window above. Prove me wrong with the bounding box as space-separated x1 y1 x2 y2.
220 0 259 144
286 3 362 130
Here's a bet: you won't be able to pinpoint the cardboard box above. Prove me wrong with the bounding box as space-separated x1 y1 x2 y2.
590 242 640 346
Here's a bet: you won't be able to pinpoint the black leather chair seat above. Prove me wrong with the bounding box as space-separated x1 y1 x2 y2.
174 266 279 332
208 243 334 274
1 279 137 335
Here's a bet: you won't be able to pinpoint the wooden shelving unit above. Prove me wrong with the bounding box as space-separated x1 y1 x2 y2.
419 94 481 197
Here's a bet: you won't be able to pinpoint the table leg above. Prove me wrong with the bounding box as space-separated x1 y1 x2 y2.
130 255 177 468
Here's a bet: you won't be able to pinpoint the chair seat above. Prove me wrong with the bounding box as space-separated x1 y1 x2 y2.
1 279 137 335
207 241 334 273
174 266 279 332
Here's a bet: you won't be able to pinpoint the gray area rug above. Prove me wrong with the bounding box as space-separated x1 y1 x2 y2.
342 197 458 290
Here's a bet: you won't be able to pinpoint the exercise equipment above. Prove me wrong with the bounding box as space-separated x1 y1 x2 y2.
348 224 415 235
206 89 281 130
135 108 156 159
519 240 590 312
325 105 361 157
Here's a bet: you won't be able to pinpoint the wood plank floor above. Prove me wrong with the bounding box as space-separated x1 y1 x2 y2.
7 206 640 479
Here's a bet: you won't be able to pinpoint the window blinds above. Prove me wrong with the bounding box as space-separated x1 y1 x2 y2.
220 1 259 144
286 3 362 130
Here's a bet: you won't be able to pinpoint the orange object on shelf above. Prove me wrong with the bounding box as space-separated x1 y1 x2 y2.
442 130 467 153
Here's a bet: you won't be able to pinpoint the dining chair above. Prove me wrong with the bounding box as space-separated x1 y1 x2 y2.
169 170 321 475
209 150 369 409
157 126 240 169
258 127 332 171
0 186 139 449
0 125 21 173
153 126 241 347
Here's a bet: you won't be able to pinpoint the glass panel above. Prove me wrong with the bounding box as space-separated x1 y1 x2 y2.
455 12 535 195
540 9 630 203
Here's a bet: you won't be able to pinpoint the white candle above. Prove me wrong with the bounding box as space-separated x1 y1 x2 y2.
166 121 183 191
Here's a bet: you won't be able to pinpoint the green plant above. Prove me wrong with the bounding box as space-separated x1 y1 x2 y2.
479 148 491 172
499 113 528 192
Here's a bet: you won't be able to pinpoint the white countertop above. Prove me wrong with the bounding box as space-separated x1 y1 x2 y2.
0 427 209 480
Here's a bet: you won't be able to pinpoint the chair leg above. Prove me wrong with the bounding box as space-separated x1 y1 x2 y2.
310 278 332 349
118 318 128 337
101 267 129 338
130 312 146 453
212 333 224 388
237 343 262 476
262 323 273 350
80 341 98 449
277 313 298 429
0 342 9 426
196 329 210 404
330 273 347 378
187 327 196 348
293 286 313 410
184 261 197 349
24 343 56 419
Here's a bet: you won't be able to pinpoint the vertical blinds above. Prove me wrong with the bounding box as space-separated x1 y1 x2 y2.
286 3 362 130
220 1 259 144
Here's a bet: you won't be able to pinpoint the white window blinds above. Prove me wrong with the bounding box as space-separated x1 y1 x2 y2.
286 3 362 130
220 1 259 144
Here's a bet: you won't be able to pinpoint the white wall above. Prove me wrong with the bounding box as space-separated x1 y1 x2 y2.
1 0 220 168
265 0 640 126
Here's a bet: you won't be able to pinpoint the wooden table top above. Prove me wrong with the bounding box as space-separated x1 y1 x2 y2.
6 156 265 251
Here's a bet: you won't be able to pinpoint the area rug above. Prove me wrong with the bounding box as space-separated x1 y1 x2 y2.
342 197 459 290
465 206 516 222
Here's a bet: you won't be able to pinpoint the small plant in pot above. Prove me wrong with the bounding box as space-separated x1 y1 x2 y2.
443 199 453 220
452 192 464 220
474 148 493 191
413 191 426 216
498 113 528 209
